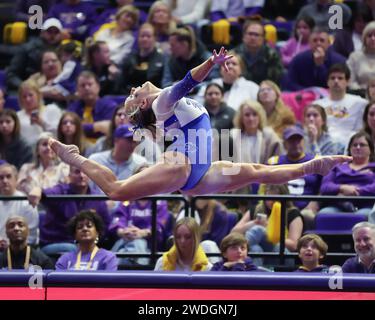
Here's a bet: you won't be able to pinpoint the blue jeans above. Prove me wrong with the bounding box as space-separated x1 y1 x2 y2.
319 206 371 216
111 238 149 266
245 225 293 267
41 242 77 256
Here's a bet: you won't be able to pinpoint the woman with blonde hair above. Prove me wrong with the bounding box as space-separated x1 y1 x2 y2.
95 5 139 65
347 21 375 93
147 1 176 54
17 80 62 146
17 132 69 195
232 99 282 165
257 80 296 138
154 217 212 271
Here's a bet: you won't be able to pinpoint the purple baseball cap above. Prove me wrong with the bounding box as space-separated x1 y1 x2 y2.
114 124 134 139
283 125 304 140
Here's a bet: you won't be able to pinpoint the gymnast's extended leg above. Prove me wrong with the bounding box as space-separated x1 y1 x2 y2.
184 157 352 195
49 138 191 201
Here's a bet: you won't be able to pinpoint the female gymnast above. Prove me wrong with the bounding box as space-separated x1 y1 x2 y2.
48 47 352 201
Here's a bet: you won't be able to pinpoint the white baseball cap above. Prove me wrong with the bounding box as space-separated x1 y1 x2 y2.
42 18 63 31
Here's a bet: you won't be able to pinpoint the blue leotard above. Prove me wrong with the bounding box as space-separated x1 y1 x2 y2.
152 72 212 191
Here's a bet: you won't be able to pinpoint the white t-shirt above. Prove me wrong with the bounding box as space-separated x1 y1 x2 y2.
314 94 368 147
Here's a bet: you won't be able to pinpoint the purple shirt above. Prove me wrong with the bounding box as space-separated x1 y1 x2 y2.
40 183 110 245
270 154 322 210
280 38 310 67
320 163 375 208
211 257 259 271
109 200 170 250
342 256 375 274
286 47 346 91
67 96 117 138
56 248 118 271
48 2 97 40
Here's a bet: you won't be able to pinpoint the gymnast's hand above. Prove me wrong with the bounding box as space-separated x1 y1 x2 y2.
211 47 233 72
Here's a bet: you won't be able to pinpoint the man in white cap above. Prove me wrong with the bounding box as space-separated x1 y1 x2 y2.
6 18 63 90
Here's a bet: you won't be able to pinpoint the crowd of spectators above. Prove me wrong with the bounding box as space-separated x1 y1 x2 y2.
0 0 375 274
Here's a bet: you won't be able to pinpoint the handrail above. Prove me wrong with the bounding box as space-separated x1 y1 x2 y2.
1 193 371 265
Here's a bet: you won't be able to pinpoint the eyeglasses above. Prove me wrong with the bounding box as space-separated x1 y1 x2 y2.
351 143 369 148
245 32 263 38
258 87 273 93
62 120 75 125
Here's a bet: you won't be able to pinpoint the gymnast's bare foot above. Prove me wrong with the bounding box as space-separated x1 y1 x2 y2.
48 138 86 167
303 155 352 176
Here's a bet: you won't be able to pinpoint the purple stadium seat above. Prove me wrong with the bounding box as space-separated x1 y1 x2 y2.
4 95 20 111
314 213 368 233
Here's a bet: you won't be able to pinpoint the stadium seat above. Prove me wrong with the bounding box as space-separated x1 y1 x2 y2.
4 95 20 111
305 213 368 254
314 213 367 232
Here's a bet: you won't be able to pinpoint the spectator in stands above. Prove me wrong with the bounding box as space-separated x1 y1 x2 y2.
0 109 33 170
257 80 295 138
0 163 39 249
6 18 63 91
367 78 375 102
296 0 352 29
87 124 148 195
280 15 315 68
17 80 62 147
204 83 235 132
210 0 264 21
268 126 321 223
365 0 375 19
110 198 171 265
342 222 375 273
57 111 92 156
0 216 53 270
17 132 69 195
95 5 139 66
232 183 304 265
55 209 118 270
232 99 282 167
347 21 375 94
118 23 165 95
147 1 176 54
44 40 83 105
295 234 329 272
0 88 5 112
333 2 373 59
303 104 340 156
163 0 209 25
154 217 212 271
319 131 375 216
87 105 161 164
162 26 214 87
67 71 117 142
234 20 284 85
182 199 238 249
313 63 368 151
27 165 110 256
83 40 120 96
363 102 375 147
91 0 147 36
195 52 259 112
27 50 66 105
286 27 346 91
14 0 55 22
211 232 259 272
47 0 97 41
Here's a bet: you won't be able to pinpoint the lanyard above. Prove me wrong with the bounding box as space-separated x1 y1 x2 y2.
7 246 31 270
75 246 99 270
